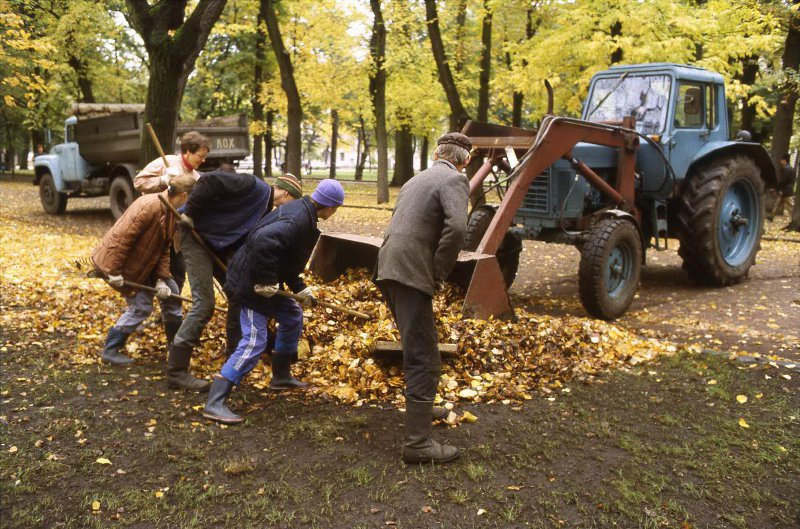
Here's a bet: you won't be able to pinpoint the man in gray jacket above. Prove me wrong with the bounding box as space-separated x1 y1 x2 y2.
374 132 472 464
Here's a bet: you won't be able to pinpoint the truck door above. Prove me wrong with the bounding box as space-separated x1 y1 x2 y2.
666 82 710 178
59 120 81 181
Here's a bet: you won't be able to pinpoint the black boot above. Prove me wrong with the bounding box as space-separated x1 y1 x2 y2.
163 318 181 346
432 406 449 422
101 327 133 365
202 375 242 424
402 399 460 464
166 343 210 392
269 353 307 390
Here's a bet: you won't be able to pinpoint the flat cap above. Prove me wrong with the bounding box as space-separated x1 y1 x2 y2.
437 132 472 152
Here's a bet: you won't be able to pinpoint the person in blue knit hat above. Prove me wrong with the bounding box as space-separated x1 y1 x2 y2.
203 179 345 423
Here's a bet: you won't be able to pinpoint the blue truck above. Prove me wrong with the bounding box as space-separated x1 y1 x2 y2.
34 104 249 218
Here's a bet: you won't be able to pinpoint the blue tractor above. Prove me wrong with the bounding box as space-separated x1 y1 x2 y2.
309 63 777 321
454 62 776 320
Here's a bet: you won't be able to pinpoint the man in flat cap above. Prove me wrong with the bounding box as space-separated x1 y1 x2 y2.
374 132 472 464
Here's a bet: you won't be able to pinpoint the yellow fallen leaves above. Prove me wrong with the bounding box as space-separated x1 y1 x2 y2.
2 209 678 408
738 418 750 429
736 395 748 404
91 500 100 511
95 457 112 465
461 411 478 423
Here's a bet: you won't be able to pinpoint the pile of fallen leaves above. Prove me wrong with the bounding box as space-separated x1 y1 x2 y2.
294 270 674 405
1 206 675 406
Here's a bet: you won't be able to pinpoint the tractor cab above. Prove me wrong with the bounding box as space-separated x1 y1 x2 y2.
583 63 729 196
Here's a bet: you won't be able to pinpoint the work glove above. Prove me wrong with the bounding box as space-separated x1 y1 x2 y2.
179 214 194 228
297 286 317 308
155 279 171 300
254 283 280 298
107 274 124 288
161 167 181 188
435 280 446 292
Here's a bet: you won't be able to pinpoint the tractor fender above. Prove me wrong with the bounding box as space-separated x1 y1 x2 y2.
687 141 777 189
33 155 64 191
595 209 646 263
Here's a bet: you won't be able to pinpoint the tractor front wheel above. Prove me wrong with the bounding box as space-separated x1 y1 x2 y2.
677 155 764 285
578 218 642 320
464 205 523 288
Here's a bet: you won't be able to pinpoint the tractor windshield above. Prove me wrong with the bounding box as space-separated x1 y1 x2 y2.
586 74 672 135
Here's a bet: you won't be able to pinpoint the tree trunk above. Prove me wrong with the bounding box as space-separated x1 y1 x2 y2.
263 0 302 178
477 0 492 123
124 0 227 166
610 20 623 64
391 125 414 186
370 0 389 203
67 55 96 103
419 135 429 171
264 109 274 178
355 116 368 181
770 1 800 170
737 56 764 142
789 154 800 231
329 109 338 178
425 0 470 132
252 6 266 178
453 0 467 74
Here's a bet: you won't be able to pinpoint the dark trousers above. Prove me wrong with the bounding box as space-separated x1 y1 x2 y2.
378 280 440 401
169 246 186 293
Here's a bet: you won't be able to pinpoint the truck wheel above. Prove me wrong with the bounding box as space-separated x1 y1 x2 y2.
677 155 764 286
578 218 642 320
464 205 523 288
39 172 67 214
109 177 135 220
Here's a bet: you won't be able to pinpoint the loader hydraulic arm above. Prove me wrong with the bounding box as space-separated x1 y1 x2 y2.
474 115 639 256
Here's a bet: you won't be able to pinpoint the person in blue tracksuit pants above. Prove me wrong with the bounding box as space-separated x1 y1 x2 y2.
202 179 345 424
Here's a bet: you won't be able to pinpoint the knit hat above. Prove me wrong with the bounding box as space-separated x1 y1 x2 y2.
311 179 345 208
274 173 303 199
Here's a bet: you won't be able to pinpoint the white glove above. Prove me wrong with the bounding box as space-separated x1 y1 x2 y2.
254 283 280 298
107 274 124 288
179 214 194 228
297 286 317 308
155 279 171 300
161 167 181 188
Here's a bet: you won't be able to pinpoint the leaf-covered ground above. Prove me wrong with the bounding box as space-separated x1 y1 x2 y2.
1 177 799 528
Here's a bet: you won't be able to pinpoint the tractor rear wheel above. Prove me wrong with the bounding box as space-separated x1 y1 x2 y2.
464 205 522 288
578 218 642 320
109 176 136 220
677 155 764 285
39 172 67 214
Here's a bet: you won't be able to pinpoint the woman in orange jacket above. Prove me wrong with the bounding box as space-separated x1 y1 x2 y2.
92 173 196 365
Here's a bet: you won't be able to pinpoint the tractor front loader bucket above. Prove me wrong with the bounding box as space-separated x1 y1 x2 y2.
308 232 383 281
308 232 513 320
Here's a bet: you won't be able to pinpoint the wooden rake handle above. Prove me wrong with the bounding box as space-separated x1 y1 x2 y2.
272 289 370 320
115 279 226 313
145 122 171 168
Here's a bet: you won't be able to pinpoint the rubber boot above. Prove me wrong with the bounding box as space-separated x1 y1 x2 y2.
166 343 210 392
402 399 460 464
269 353 308 390
163 318 181 347
202 375 242 424
101 327 134 365
432 406 449 421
